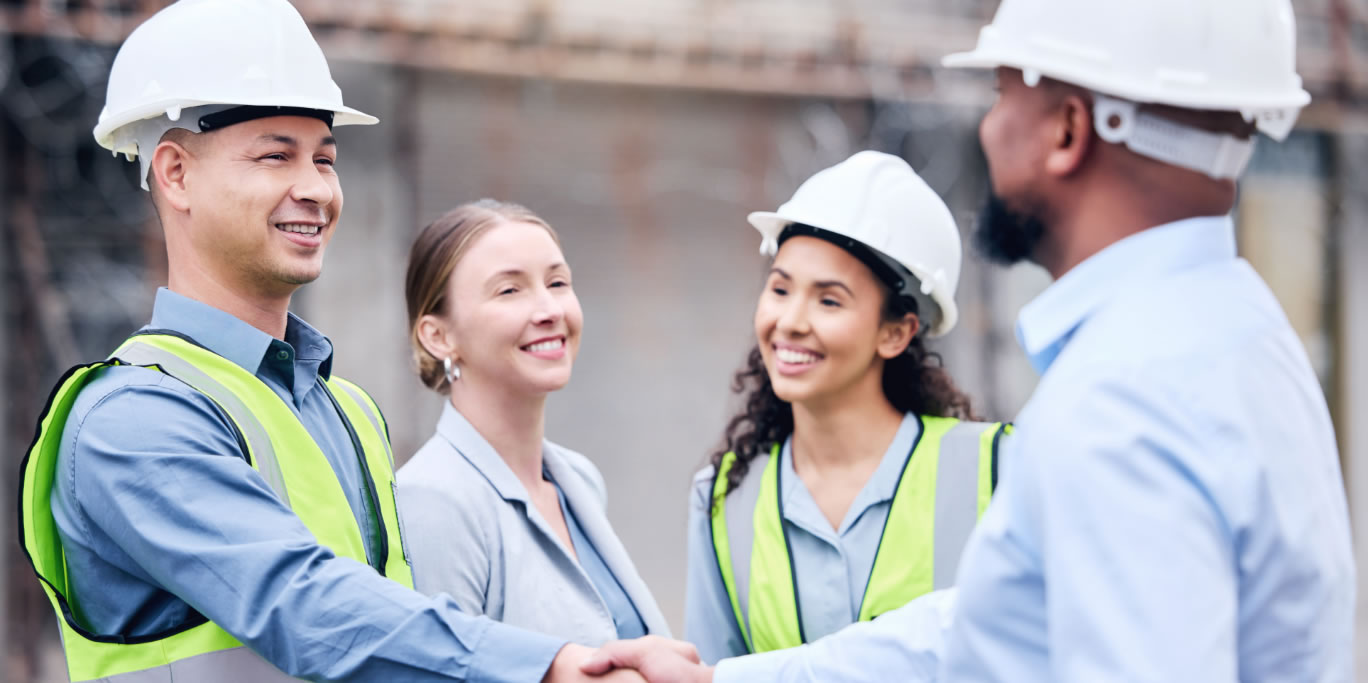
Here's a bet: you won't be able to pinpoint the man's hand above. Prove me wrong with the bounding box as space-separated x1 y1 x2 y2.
580 636 713 683
544 643 647 682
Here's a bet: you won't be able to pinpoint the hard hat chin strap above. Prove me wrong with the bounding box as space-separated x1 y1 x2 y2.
1091 93 1255 180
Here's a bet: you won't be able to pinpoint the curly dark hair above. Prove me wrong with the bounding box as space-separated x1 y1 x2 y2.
710 289 978 498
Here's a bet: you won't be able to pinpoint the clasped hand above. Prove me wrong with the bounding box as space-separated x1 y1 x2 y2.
546 636 714 683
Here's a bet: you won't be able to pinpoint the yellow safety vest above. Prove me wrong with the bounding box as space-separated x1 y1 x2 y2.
710 415 1008 653
18 332 414 682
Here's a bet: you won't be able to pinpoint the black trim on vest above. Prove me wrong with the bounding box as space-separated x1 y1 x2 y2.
17 359 212 645
707 462 747 650
990 423 1010 492
856 413 928 620
773 447 809 645
319 379 390 577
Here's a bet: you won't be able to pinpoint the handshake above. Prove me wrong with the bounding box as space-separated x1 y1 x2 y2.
549 636 717 683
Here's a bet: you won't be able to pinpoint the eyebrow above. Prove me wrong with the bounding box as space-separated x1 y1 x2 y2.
488 268 527 282
488 263 568 280
769 267 854 296
256 134 296 146
254 134 337 148
815 279 855 297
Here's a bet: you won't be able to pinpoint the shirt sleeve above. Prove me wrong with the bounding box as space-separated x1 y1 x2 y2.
712 588 956 682
683 469 754 665
61 369 564 682
1022 369 1238 681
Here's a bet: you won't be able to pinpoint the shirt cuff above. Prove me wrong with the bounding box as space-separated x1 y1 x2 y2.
467 619 567 683
713 647 802 683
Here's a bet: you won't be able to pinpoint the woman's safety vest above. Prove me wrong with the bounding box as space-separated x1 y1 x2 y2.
710 415 1008 654
18 332 414 682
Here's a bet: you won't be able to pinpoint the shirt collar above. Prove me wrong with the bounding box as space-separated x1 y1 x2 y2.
1015 215 1237 375
780 411 922 534
145 287 334 378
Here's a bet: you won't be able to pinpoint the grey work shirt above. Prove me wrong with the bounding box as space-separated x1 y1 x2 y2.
684 412 922 664
397 402 671 647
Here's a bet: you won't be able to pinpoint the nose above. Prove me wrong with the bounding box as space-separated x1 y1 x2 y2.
775 295 809 337
530 284 564 326
290 159 336 208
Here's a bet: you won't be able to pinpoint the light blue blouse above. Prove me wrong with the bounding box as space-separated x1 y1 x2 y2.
553 478 648 640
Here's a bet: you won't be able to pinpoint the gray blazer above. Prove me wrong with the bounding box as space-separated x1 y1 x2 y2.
396 402 670 646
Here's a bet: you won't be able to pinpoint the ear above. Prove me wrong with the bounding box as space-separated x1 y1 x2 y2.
150 140 194 213
416 313 459 366
876 312 919 360
1044 92 1094 178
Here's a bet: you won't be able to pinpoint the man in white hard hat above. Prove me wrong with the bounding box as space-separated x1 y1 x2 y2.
582 0 1356 680
17 1 680 681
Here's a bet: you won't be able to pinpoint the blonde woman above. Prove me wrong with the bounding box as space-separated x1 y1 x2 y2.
397 199 669 646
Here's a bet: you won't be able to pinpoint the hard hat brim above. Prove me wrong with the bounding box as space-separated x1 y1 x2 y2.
746 211 792 251
745 210 959 337
941 48 1311 113
94 99 379 152
940 50 994 70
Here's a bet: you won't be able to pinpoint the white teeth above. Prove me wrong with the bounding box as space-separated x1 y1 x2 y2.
776 348 820 364
526 339 564 353
276 223 320 235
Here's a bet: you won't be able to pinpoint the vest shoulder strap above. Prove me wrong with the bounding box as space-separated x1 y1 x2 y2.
709 448 772 653
921 418 1006 595
113 337 291 506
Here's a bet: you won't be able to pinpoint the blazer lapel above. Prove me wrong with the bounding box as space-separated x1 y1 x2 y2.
545 450 672 637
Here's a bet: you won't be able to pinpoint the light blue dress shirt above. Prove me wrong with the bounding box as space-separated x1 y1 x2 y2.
715 215 1356 682
50 288 565 682
686 413 921 664
553 478 648 640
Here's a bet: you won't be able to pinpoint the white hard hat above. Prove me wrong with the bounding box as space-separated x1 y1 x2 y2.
95 0 376 187
944 0 1308 178
748 151 962 337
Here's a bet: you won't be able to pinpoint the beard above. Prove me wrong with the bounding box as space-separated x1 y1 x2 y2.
974 192 1047 266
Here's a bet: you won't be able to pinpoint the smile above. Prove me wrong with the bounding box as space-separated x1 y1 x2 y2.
523 338 565 353
775 347 822 365
275 222 323 235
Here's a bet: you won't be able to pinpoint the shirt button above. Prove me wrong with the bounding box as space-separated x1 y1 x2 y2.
276 350 290 361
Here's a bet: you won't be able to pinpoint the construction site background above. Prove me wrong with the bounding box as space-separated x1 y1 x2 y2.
1 1 1366 681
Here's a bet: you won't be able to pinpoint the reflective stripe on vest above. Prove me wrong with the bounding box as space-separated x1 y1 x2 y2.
709 415 1009 653
18 334 414 682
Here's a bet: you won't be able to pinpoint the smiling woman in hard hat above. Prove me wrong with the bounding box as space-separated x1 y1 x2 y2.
682 151 1007 664
396 200 671 647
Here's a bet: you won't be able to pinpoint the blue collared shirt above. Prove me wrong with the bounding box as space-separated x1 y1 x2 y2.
685 413 922 664
715 215 1356 682
51 288 564 682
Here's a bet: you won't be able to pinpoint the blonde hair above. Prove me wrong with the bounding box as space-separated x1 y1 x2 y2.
404 199 559 393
